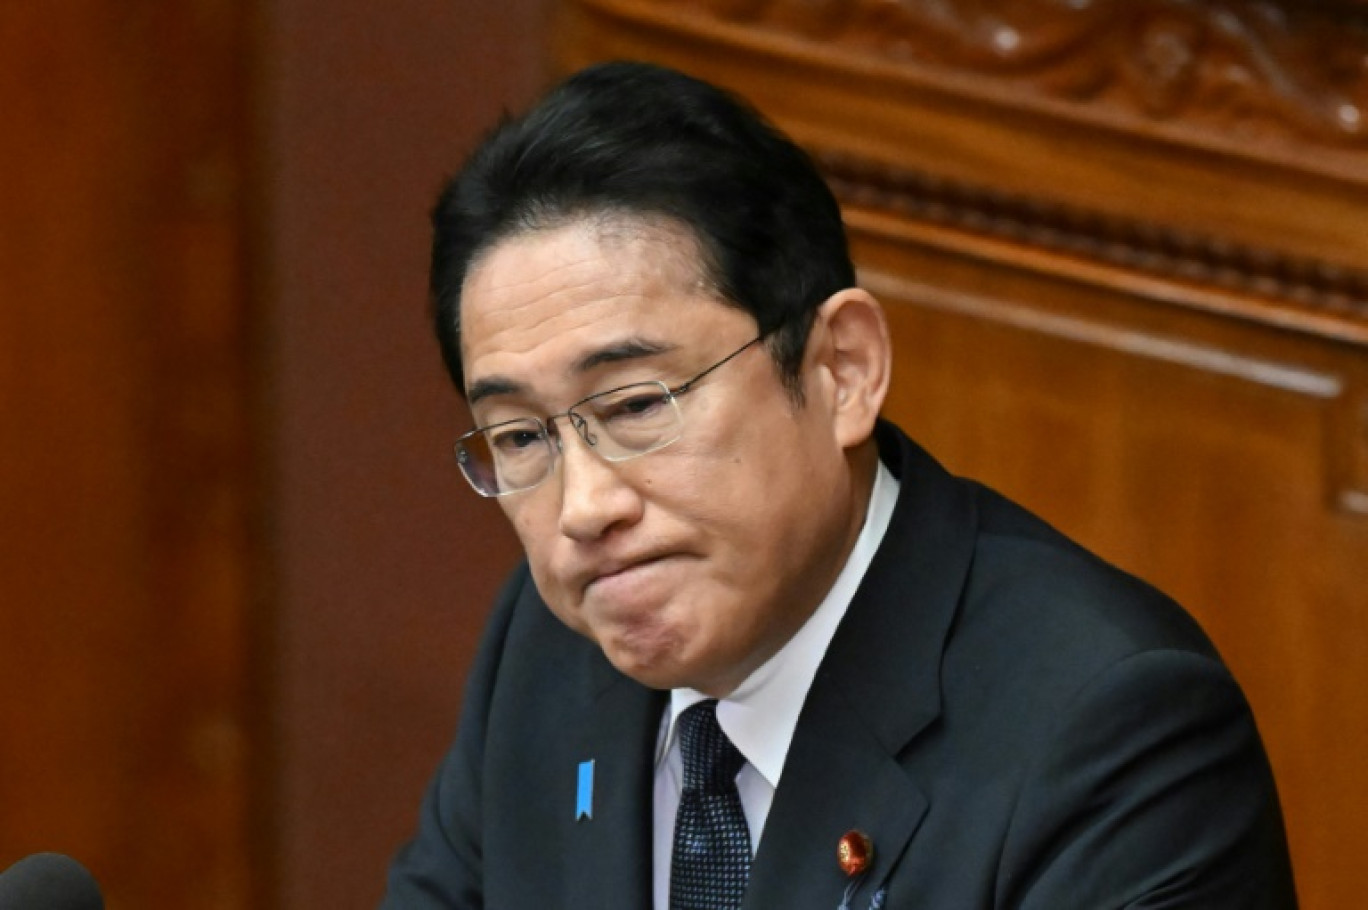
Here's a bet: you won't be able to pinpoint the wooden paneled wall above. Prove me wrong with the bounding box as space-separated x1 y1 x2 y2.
553 1 1368 907
0 2 261 906
261 0 539 906
1 2 545 908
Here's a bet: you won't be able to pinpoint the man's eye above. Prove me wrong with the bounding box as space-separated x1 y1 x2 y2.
604 393 667 420
490 429 542 452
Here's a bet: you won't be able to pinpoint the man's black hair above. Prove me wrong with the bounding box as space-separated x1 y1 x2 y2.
430 60 856 397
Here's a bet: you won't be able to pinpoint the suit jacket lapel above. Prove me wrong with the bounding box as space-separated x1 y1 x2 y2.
744 683 928 910
744 424 979 909
563 648 667 909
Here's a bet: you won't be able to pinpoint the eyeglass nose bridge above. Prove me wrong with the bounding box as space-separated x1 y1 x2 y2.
544 408 598 454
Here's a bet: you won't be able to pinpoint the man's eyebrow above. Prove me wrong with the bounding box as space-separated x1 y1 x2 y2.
466 375 525 407
572 339 676 373
465 339 677 407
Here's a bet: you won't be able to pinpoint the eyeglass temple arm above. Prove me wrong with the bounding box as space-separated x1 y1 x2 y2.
669 334 764 398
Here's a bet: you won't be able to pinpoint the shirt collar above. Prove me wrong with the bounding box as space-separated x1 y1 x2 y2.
657 461 900 787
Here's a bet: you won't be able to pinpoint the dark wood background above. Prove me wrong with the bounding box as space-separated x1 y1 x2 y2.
3 1 1364 907
1 1 535 907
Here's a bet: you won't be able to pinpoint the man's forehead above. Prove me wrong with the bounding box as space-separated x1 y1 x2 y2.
460 220 698 326
457 218 751 400
470 208 718 296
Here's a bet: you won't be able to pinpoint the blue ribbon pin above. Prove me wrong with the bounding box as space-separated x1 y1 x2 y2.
576 760 595 821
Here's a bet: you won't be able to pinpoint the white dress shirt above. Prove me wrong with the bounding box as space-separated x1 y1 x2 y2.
652 462 899 908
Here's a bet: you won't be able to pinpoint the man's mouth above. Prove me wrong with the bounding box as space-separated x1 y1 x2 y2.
588 553 664 586
581 552 684 605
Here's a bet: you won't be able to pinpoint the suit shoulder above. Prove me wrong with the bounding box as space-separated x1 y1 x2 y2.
960 480 1218 663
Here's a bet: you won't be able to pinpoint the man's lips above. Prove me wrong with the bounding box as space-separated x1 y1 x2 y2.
579 552 677 595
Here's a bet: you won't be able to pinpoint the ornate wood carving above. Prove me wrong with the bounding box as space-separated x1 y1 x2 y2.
662 0 1368 151
819 149 1368 321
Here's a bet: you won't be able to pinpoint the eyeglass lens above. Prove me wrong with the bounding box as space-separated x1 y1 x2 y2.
457 382 684 496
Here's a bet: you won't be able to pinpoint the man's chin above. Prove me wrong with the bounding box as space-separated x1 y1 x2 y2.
599 634 687 689
600 638 742 696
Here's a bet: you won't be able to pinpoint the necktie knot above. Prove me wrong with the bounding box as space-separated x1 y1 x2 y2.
677 700 746 794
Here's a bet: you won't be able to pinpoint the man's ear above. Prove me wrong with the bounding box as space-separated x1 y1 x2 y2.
809 288 892 450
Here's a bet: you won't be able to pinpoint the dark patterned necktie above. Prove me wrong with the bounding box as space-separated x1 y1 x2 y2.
670 699 752 910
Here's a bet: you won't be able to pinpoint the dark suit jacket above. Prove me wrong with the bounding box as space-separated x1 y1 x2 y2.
381 422 1296 908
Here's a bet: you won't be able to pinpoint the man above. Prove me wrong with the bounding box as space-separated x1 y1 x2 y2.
381 61 1296 908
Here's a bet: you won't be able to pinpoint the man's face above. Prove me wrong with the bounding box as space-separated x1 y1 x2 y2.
458 218 864 696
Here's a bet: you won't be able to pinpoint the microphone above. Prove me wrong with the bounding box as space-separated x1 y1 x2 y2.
0 853 104 909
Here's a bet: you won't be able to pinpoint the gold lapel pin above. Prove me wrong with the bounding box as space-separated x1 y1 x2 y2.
837 829 873 878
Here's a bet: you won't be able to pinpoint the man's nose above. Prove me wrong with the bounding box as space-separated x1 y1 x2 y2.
554 422 643 541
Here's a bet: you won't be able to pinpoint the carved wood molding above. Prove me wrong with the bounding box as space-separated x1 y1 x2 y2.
866 268 1346 398
819 149 1368 324
659 0 1368 153
866 268 1368 515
